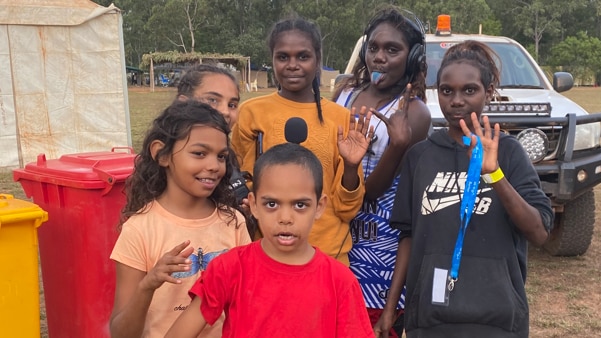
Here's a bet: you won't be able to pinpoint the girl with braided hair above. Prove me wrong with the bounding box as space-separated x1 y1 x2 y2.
231 16 374 265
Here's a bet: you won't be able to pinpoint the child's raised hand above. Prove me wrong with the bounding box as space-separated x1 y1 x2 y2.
338 106 374 167
236 197 251 216
140 240 195 291
370 84 412 148
459 112 500 174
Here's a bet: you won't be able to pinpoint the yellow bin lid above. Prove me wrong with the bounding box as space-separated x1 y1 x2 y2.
0 194 48 228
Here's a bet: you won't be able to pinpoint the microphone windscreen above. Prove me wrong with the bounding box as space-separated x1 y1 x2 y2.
284 117 308 144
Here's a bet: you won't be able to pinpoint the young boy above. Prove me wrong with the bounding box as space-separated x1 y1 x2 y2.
165 142 375 338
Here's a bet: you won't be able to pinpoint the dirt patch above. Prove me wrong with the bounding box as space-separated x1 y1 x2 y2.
527 186 601 337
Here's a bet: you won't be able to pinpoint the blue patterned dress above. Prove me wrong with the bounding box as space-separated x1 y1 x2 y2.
336 89 405 310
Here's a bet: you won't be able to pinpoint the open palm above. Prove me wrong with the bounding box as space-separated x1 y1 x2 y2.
338 106 374 167
460 112 500 174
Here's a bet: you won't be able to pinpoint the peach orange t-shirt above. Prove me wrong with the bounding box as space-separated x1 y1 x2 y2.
110 201 251 338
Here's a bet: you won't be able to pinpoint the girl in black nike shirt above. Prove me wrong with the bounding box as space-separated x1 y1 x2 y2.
377 40 553 338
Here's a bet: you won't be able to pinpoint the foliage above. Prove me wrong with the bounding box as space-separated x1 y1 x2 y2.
481 18 503 36
549 32 601 85
146 0 206 53
505 0 588 62
286 0 367 70
112 0 159 66
139 51 249 69
89 0 601 82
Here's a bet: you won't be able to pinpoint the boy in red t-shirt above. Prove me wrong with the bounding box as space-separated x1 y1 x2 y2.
166 142 374 338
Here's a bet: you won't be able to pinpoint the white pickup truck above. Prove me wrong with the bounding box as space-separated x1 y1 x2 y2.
340 23 601 256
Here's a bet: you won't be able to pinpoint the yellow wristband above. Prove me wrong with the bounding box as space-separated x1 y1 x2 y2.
482 167 504 184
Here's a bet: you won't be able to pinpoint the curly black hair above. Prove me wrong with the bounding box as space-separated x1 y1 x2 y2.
119 100 239 229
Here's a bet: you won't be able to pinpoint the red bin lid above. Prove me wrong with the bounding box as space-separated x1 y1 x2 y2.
13 148 136 190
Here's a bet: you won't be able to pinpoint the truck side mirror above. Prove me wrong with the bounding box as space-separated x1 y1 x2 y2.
553 72 574 93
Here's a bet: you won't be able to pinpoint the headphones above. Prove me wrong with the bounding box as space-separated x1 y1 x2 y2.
359 9 426 83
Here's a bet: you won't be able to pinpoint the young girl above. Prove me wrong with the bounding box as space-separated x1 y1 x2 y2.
231 16 373 265
377 40 552 338
109 100 251 338
176 64 240 129
176 63 255 235
333 7 431 336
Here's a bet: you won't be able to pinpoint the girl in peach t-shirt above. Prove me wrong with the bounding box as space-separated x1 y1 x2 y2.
109 100 251 338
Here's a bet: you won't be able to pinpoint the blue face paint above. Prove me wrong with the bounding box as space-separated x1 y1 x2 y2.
371 71 383 84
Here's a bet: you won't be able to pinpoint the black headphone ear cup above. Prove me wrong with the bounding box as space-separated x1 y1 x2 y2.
406 43 425 79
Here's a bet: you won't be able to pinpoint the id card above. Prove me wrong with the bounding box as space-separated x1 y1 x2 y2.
432 268 450 306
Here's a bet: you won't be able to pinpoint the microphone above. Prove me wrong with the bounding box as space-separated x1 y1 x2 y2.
284 117 308 144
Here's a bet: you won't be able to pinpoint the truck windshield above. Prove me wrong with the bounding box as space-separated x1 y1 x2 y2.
425 42 546 89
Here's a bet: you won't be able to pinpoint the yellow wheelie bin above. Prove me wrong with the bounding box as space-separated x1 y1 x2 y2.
0 194 48 337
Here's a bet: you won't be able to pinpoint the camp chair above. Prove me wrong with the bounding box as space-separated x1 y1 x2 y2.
158 73 170 87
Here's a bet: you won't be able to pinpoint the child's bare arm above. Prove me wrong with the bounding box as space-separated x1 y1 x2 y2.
165 297 207 337
109 263 154 338
110 241 194 338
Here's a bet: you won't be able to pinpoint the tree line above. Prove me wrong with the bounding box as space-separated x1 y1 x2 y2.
94 0 601 84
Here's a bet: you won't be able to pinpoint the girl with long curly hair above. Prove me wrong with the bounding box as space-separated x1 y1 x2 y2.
109 100 251 338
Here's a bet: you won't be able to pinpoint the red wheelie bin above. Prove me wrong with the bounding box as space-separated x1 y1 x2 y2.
13 148 136 338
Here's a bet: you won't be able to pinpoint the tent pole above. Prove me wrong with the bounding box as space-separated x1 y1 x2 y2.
150 58 155 93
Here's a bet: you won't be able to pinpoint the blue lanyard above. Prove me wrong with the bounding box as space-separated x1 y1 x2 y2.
448 135 483 291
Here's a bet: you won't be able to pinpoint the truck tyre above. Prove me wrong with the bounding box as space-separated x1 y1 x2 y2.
544 189 595 256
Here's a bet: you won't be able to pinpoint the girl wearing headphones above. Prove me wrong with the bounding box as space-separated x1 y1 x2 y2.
332 6 431 337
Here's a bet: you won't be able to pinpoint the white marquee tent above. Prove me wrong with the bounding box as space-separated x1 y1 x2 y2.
0 0 131 170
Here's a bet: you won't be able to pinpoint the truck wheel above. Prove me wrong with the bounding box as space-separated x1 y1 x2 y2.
543 190 595 256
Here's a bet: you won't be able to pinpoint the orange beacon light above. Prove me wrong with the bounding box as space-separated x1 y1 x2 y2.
436 14 452 36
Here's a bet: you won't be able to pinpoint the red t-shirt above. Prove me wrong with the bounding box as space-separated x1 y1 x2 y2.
189 241 374 338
